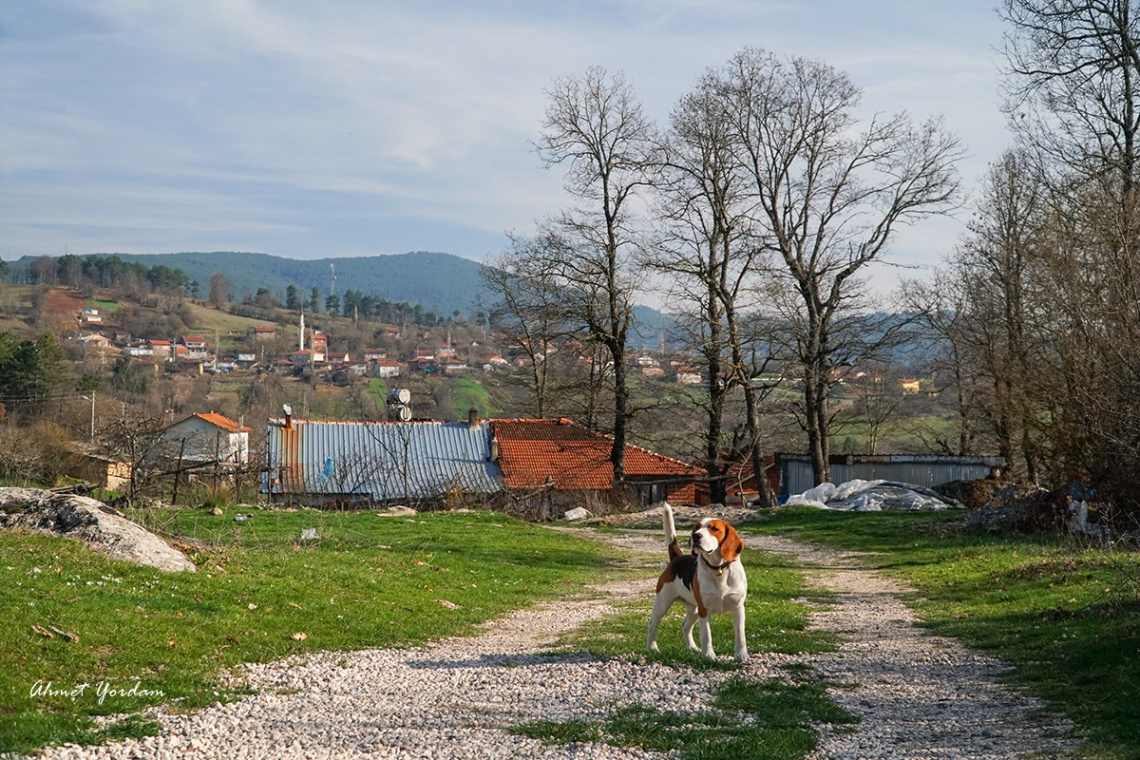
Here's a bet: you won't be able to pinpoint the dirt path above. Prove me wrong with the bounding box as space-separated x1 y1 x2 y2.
600 528 1081 759
43 524 1082 760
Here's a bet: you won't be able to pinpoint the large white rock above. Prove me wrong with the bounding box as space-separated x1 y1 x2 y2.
0 487 196 572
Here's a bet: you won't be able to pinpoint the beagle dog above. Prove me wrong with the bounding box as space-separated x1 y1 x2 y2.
647 503 748 662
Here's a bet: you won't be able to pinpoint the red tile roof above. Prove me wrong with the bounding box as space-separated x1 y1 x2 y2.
491 418 699 490
194 412 252 433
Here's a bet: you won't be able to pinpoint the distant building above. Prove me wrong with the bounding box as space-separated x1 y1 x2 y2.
249 325 277 341
669 368 702 385
156 412 251 466
149 339 172 359
372 360 403 378
310 332 328 363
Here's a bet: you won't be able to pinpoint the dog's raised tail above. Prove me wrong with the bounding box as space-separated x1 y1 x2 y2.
662 502 684 560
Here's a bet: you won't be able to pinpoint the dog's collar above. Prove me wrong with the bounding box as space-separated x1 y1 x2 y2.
699 554 734 576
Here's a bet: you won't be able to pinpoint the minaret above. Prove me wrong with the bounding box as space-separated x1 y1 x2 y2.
299 305 306 352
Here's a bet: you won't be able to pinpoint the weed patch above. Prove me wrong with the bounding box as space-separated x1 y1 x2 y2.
514 677 856 760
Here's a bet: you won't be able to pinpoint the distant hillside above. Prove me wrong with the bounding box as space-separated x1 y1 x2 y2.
10 249 676 344
91 251 489 316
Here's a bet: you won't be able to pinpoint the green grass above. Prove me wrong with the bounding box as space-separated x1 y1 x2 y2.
87 299 124 312
515 675 856 760
366 378 389 410
744 506 1140 760
0 508 616 754
451 377 494 417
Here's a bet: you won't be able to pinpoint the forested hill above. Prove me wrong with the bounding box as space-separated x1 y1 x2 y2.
91 251 488 315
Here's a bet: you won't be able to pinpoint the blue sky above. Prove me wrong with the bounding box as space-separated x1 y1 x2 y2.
0 1 1009 293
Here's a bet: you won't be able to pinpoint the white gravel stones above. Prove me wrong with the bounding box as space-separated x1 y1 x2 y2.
38 524 1082 760
742 535 1081 760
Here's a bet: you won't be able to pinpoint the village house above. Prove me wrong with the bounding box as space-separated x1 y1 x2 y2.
490 418 705 516
371 360 403 378
156 412 251 467
179 334 210 360
149 339 172 359
262 414 705 515
309 332 328 363
248 325 277 341
668 367 703 385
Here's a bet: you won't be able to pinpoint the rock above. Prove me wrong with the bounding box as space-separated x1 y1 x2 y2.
562 507 591 521
211 506 224 516
0 487 196 572
375 505 417 517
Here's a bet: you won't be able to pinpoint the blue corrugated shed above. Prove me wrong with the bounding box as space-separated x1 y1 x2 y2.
264 418 501 503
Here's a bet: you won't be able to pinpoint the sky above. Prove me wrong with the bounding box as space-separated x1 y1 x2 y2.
0 1 1012 296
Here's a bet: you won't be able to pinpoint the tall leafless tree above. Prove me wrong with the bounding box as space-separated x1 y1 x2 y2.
1002 0 1139 196
718 48 963 485
536 66 657 485
652 69 776 505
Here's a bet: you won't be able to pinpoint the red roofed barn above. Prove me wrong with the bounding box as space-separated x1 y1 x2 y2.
490 418 705 516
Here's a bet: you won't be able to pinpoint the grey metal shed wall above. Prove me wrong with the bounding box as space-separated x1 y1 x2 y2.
779 455 1004 495
265 419 501 502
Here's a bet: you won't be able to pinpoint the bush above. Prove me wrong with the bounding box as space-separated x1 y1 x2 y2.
0 420 79 486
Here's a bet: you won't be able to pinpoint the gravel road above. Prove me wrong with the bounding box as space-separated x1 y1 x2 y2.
39 524 1081 759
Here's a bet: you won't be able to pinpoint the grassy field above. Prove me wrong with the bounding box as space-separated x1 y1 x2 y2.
0 508 616 754
182 302 279 336
451 377 494 417
744 507 1140 760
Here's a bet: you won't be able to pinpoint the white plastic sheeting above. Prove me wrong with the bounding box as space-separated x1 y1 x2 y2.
785 479 963 511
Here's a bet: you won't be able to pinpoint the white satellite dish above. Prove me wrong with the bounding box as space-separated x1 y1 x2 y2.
283 403 293 416
397 405 412 421
395 388 411 404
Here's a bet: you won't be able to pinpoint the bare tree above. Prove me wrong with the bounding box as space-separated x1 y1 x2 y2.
718 47 963 484
1001 0 1139 196
650 69 780 505
481 235 567 418
536 66 657 485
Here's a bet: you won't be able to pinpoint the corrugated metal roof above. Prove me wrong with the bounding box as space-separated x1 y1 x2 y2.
265 419 501 501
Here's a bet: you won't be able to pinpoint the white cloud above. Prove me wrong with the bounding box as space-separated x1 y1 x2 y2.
0 0 1010 285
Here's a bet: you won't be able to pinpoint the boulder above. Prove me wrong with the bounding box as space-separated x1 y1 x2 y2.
0 487 196 573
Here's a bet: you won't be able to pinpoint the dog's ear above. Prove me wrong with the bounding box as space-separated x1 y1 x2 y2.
721 525 743 562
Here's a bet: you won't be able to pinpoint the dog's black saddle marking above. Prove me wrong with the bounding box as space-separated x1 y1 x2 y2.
669 555 697 590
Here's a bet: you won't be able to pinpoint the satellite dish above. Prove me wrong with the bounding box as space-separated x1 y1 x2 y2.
397 405 412 421
396 388 411 404
283 403 293 416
